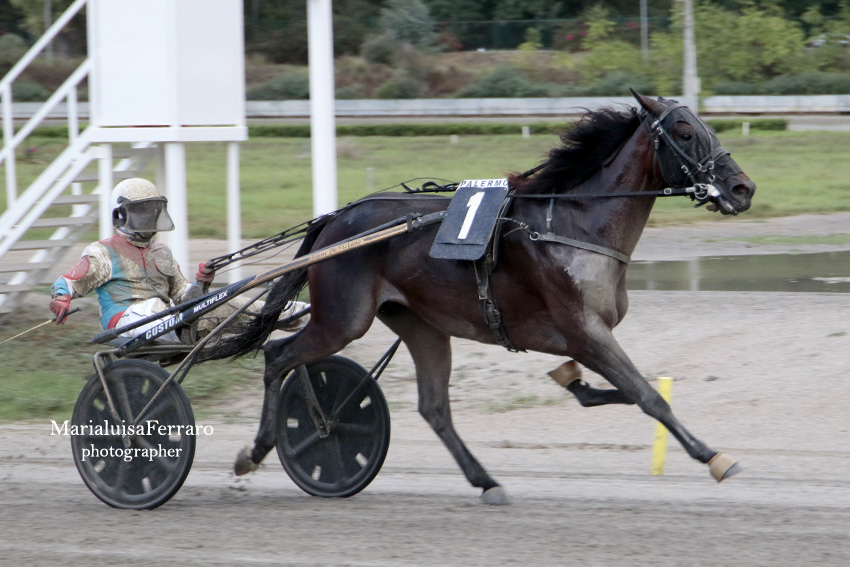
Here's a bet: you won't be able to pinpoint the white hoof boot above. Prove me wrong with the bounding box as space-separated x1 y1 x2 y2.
234 445 259 476
481 486 511 506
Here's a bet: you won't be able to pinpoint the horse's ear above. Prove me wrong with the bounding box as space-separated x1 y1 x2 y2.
630 89 665 116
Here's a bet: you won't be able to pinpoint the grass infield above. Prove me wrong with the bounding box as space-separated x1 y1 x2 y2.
1 126 848 421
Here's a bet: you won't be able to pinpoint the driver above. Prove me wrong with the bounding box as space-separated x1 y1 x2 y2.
49 178 307 341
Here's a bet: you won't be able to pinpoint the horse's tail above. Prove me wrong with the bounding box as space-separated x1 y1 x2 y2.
199 216 330 361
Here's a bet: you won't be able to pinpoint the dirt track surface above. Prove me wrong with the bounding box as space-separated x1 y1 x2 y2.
2 214 849 566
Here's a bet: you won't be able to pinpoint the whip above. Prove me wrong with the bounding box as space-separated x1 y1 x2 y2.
0 308 81 345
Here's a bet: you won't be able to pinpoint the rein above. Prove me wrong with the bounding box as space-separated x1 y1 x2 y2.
498 104 734 266
509 187 690 200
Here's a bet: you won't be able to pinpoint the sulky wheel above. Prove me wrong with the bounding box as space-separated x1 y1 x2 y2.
70 359 195 510
275 355 391 498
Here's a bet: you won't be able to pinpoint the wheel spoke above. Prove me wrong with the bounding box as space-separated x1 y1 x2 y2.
139 391 174 423
289 430 321 458
329 379 351 415
333 422 379 436
133 436 179 473
114 380 135 423
110 458 131 496
329 434 346 485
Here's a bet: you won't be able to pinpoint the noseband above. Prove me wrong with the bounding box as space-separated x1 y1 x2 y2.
645 103 742 205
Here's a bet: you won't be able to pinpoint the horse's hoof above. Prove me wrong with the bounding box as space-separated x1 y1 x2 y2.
708 452 745 482
234 445 259 476
481 486 511 506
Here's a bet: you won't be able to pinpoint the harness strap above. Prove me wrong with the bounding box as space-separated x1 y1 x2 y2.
530 231 631 264
472 195 523 353
529 198 631 264
473 258 523 353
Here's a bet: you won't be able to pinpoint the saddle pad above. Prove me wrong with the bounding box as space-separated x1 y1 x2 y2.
429 179 509 261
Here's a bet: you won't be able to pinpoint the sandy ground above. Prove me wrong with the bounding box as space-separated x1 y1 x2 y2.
1 213 849 566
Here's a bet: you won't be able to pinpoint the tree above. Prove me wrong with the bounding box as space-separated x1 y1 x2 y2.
379 0 437 49
492 0 564 20
8 0 86 56
693 1 806 84
0 0 25 36
422 0 489 22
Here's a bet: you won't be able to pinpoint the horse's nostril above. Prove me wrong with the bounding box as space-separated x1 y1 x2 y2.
732 184 753 198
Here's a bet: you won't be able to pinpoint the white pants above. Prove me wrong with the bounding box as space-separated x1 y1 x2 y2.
114 298 180 342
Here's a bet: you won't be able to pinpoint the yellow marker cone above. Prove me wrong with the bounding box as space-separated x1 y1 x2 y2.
651 377 674 475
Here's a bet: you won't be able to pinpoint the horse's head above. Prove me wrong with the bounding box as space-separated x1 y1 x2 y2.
632 91 756 215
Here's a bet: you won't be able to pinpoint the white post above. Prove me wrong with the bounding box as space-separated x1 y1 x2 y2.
98 144 113 240
307 0 338 217
161 142 189 275
226 141 243 283
682 0 699 114
44 0 54 62
68 88 84 217
640 0 649 62
2 84 17 206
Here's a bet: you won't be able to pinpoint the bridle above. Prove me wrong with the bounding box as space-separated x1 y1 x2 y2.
645 102 742 208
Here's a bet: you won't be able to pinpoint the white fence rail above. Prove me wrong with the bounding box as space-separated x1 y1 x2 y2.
10 95 850 121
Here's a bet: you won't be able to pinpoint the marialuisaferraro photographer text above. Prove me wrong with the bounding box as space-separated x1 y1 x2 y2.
51 420 213 462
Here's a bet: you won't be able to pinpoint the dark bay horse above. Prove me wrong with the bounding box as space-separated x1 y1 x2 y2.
212 92 756 504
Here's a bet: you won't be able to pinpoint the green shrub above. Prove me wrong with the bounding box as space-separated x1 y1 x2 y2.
335 85 364 99
549 83 592 97
712 81 763 95
249 124 311 137
583 71 656 97
361 34 398 65
762 72 850 95
245 122 559 138
21 126 74 138
0 34 27 72
247 73 311 100
706 118 787 133
375 72 423 99
12 81 50 102
454 67 552 98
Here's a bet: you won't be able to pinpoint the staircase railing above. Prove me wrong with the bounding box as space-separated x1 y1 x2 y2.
1 0 89 206
0 61 92 239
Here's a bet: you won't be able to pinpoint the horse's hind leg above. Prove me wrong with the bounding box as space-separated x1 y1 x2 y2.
378 306 508 505
234 318 369 475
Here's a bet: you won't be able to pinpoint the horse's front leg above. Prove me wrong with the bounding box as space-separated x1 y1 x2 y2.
549 360 634 407
570 325 743 482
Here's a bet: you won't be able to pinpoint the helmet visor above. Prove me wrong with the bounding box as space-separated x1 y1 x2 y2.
121 199 175 233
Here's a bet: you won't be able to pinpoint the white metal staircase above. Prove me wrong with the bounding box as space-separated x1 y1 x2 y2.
0 0 156 317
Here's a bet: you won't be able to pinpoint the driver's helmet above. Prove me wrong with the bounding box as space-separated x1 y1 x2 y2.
110 178 175 236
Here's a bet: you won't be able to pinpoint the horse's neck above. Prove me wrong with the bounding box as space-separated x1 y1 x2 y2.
563 126 659 257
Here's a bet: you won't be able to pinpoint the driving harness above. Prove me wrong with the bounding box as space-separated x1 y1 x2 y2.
471 101 741 352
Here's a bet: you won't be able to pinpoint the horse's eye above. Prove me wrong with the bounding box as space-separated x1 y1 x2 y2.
681 133 693 141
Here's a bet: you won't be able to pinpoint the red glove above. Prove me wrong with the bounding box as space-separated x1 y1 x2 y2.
195 263 215 284
50 294 72 324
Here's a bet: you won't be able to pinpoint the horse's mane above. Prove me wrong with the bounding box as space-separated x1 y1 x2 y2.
510 106 643 194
